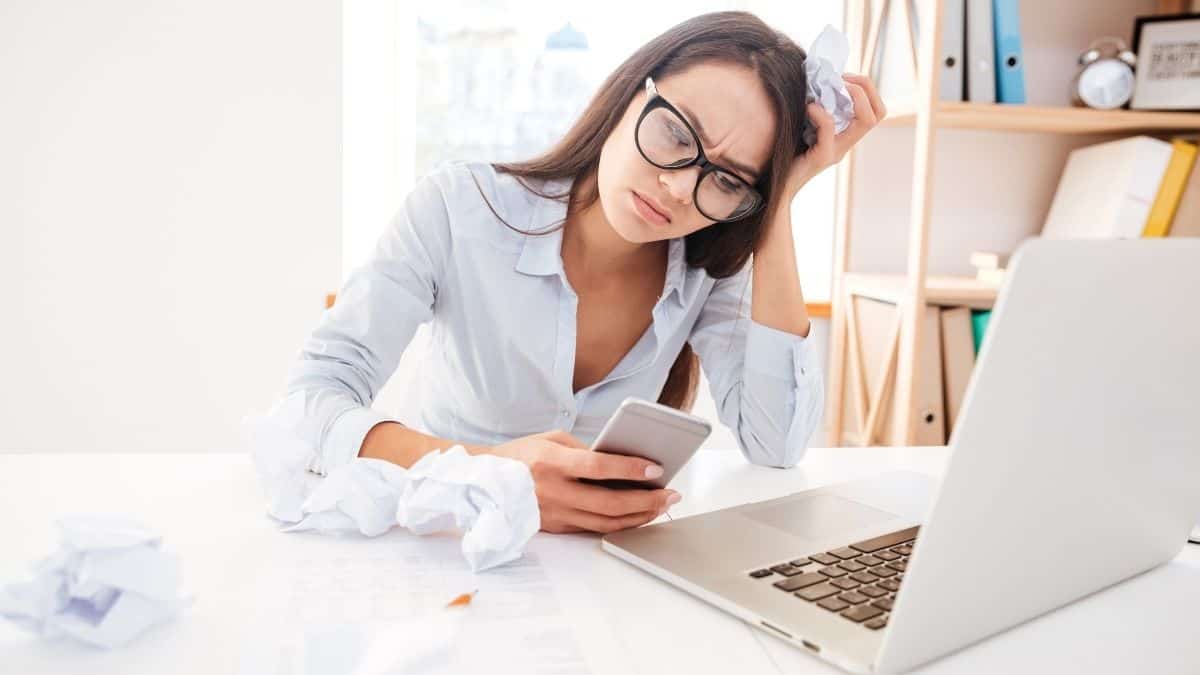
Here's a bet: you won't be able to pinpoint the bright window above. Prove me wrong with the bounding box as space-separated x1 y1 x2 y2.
344 0 842 300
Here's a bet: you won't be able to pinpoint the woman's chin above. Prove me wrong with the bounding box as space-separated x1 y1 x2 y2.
610 220 656 243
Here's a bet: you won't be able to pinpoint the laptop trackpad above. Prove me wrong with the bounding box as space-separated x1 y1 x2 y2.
743 494 897 540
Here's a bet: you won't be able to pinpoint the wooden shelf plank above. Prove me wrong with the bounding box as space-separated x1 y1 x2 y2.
880 100 1200 135
844 273 999 309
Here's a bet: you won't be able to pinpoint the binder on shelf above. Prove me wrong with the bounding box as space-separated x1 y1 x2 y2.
939 307 976 438
911 0 965 101
991 0 1026 103
1167 145 1200 238
965 0 996 102
940 0 966 101
1143 139 1198 237
911 304 947 447
970 309 992 355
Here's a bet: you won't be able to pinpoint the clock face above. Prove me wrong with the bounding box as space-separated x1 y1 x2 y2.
1078 59 1135 109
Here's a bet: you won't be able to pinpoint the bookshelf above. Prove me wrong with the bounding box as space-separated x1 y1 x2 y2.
882 100 1200 134
843 273 999 309
827 0 1200 447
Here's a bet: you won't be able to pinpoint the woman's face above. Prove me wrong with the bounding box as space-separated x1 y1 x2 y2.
597 61 778 243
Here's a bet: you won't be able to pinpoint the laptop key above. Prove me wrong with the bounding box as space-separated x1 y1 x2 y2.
850 572 880 584
830 577 861 590
829 547 862 560
838 560 866 572
841 604 885 623
749 569 773 578
870 566 897 578
809 553 839 565
796 582 842 601
872 597 895 611
770 564 804 577
875 550 901 561
788 558 814 567
772 573 827 592
887 561 907 572
818 597 851 612
878 579 901 592
864 616 889 630
859 585 888 598
818 566 848 578
893 545 914 556
837 591 869 605
849 526 920 553
857 555 884 567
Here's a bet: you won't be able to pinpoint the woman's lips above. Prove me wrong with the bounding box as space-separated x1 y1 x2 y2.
632 191 671 226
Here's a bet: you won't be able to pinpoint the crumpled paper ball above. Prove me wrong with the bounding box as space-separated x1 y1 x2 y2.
244 407 541 573
0 515 190 648
803 23 856 148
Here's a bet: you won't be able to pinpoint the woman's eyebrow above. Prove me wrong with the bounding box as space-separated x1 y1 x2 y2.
675 101 760 182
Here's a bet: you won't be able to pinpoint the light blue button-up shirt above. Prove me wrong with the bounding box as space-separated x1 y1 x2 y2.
270 160 823 475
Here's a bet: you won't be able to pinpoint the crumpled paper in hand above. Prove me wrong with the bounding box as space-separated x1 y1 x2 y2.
0 515 190 649
803 23 856 148
244 407 540 573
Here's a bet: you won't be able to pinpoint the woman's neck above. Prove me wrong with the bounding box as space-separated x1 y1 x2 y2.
561 179 666 286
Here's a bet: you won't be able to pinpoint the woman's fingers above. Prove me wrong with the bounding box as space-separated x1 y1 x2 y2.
842 72 887 121
803 103 837 175
558 506 661 534
807 102 836 149
562 446 663 482
561 481 676 517
842 80 878 128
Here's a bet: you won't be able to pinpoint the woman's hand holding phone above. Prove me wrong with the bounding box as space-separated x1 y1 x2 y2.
490 430 681 534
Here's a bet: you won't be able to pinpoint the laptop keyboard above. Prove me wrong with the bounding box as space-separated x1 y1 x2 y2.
747 526 919 631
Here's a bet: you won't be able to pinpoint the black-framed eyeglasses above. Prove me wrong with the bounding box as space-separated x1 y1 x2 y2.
634 77 765 223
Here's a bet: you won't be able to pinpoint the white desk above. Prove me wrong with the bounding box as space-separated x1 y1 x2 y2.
2 447 1197 674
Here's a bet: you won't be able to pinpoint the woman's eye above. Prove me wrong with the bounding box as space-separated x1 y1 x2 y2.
667 121 691 146
716 174 740 193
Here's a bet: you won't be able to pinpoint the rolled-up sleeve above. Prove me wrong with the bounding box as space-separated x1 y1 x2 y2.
688 262 824 468
266 173 452 475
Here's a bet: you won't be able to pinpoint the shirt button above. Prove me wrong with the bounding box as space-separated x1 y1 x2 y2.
561 410 570 417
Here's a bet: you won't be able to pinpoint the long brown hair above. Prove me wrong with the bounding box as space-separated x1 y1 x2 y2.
476 11 810 412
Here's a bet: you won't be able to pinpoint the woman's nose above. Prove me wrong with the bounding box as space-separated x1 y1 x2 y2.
659 168 699 206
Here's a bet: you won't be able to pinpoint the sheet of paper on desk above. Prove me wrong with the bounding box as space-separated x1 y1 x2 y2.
237 533 630 675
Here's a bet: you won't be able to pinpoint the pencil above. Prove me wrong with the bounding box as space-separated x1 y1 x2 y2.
445 590 477 608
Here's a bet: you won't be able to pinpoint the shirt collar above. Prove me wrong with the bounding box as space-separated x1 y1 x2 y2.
514 176 688 303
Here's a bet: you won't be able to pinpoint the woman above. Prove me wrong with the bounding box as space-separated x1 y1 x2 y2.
271 11 884 534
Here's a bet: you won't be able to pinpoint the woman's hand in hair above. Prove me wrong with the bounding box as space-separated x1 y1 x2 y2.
784 73 887 198
490 430 681 534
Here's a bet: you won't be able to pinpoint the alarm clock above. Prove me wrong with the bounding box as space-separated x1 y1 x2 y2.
1070 37 1137 110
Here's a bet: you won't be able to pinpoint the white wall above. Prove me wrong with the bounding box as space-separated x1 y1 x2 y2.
1 1 342 452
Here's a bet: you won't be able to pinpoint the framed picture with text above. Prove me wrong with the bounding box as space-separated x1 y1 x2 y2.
1130 13 1200 110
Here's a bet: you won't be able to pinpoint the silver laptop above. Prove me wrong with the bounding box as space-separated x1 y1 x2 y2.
602 238 1200 674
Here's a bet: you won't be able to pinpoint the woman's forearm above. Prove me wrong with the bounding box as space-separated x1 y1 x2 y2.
358 421 492 468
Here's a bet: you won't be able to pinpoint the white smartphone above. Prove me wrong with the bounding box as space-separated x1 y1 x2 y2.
580 396 712 490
